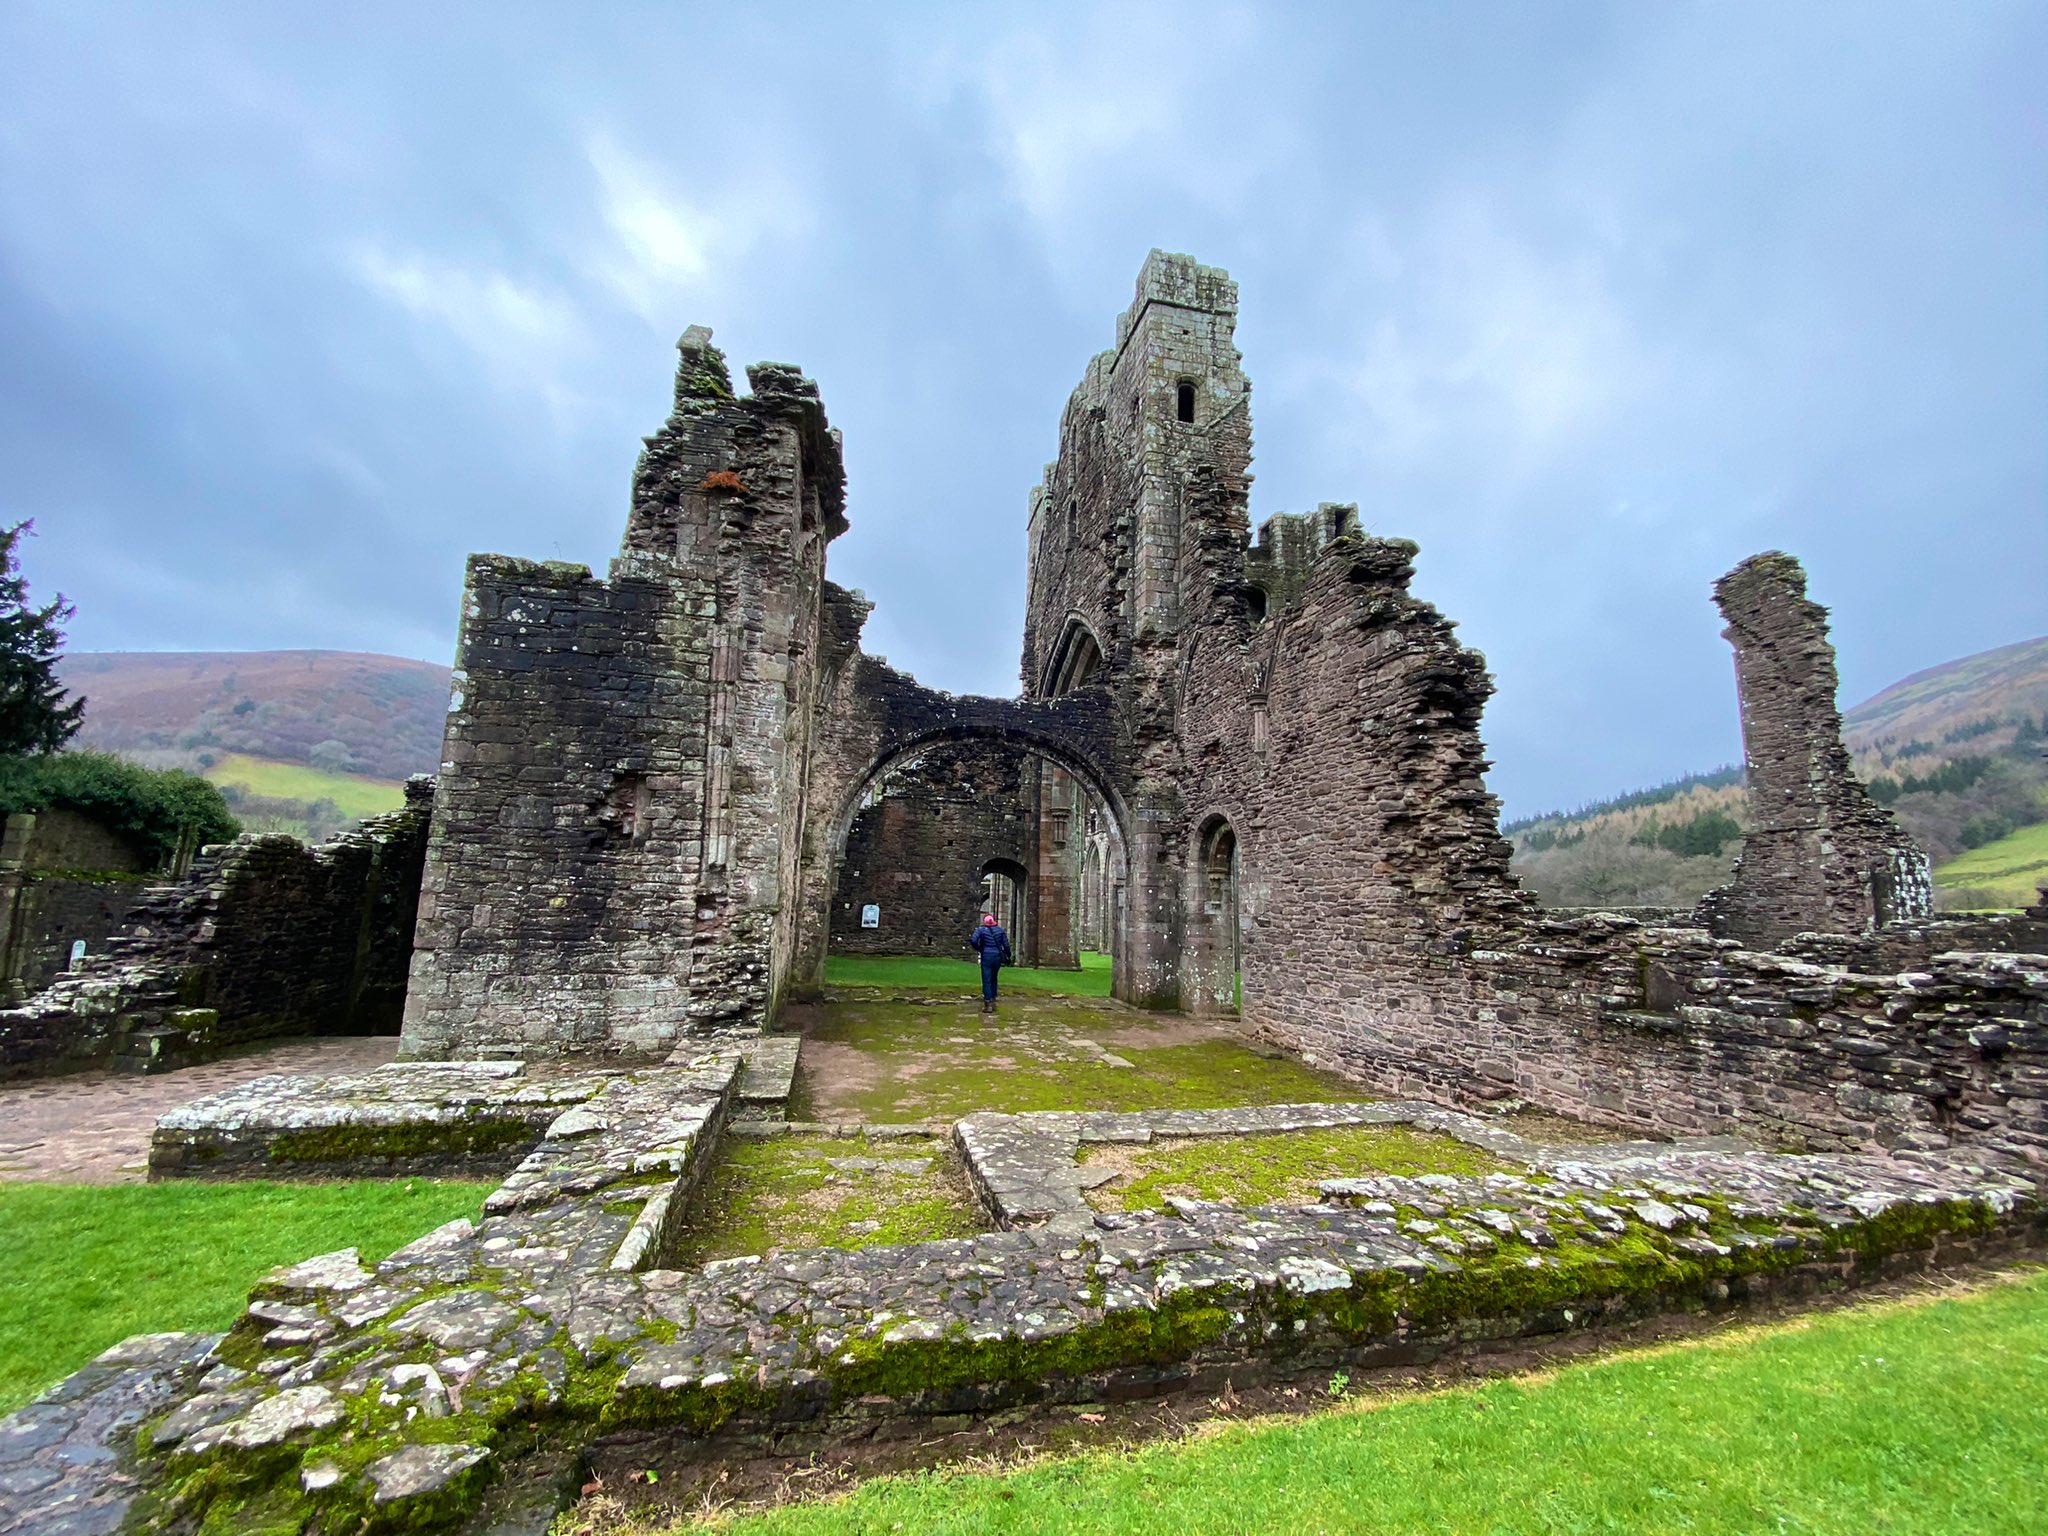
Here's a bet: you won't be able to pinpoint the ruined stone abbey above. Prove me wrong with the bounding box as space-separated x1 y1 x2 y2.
381 250 2028 1152
5 253 2045 1536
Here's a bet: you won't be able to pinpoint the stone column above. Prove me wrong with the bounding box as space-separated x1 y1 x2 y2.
1701 552 1930 946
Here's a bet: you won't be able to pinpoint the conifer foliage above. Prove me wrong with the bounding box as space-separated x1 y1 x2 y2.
0 520 84 756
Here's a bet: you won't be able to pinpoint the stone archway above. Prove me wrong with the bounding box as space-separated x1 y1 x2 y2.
796 696 1140 999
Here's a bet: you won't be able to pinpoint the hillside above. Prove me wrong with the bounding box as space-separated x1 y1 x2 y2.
1936 820 2048 910
57 651 450 781
1844 635 2048 754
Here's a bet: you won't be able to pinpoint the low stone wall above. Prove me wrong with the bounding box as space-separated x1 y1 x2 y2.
951 1100 1736 1229
27 1111 2030 1536
0 805 159 1000
149 1061 605 1180
1297 907 2048 1166
0 779 435 1081
1 868 154 995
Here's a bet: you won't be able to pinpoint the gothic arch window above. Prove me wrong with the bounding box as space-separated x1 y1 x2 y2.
1176 381 1196 423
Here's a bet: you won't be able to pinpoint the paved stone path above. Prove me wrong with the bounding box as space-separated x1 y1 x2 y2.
0 1037 400 1183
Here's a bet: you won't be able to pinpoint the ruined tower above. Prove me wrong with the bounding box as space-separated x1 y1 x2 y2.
400 330 845 1058
1699 551 1931 946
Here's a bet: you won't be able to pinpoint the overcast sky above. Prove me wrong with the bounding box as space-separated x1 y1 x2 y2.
3 2 2042 817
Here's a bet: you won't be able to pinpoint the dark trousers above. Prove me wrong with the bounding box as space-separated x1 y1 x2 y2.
981 961 1001 1000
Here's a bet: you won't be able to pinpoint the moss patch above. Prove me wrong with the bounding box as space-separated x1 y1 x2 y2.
667 1134 985 1266
269 1117 536 1164
1083 1124 1512 1212
797 996 1365 1123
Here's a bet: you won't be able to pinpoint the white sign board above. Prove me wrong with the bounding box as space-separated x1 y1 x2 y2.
860 904 880 929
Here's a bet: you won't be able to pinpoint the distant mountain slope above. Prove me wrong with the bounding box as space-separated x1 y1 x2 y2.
57 651 451 781
1844 635 2048 754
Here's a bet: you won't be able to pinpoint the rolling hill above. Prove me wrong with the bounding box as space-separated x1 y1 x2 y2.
57 651 451 782
1843 635 2048 755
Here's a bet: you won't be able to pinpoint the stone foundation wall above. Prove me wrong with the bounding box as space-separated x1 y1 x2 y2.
0 782 434 1079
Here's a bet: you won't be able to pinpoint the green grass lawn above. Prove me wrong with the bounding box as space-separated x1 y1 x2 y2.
624 1268 2048 1535
1935 818 2048 908
824 950 1114 997
0 1179 490 1412
202 752 408 822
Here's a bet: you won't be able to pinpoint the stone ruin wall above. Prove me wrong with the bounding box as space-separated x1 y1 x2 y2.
1696 551 1931 946
0 806 157 999
1009 250 2046 1165
373 247 2044 1167
400 333 844 1060
1018 251 1254 1006
0 780 434 1079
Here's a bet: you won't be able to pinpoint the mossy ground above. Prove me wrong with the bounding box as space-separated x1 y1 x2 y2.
668 1134 985 1265
1082 1124 1511 1212
823 950 1115 997
792 994 1366 1123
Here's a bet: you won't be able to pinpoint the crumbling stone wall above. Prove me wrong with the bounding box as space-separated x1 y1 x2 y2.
829 742 1033 957
398 247 2042 1155
1014 252 1528 1024
0 808 156 998
401 332 845 1059
1696 553 1931 945
0 780 434 1079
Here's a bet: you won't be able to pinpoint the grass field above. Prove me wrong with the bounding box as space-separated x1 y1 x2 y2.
605 1268 2048 1536
824 950 1114 997
0 1179 490 1412
202 752 408 822
1934 818 2048 908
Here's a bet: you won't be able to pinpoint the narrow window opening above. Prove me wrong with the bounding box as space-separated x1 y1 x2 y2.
1176 381 1196 423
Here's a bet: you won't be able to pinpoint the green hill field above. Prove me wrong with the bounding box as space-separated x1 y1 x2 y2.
1934 820 2048 910
203 753 407 824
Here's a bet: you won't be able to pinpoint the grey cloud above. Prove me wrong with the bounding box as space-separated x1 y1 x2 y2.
1 0 2040 816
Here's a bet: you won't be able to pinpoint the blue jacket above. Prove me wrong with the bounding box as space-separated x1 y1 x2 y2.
969 924 1011 966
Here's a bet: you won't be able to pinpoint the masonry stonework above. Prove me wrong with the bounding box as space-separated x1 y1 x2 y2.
382 249 2042 1168
0 780 434 1078
1696 552 1932 946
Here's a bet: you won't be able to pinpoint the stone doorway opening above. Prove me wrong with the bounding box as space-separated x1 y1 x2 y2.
1186 815 1242 1014
978 857 1027 937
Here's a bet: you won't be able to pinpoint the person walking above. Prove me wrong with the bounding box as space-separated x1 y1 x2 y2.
968 912 1011 1014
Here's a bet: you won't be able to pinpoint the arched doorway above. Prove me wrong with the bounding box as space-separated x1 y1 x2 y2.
1185 815 1242 1014
979 857 1028 938
804 723 1133 995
